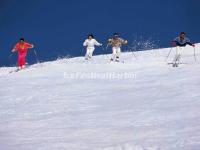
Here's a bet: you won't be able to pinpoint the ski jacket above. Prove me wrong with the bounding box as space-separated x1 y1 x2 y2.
14 42 33 53
83 39 101 48
173 37 193 47
108 38 127 48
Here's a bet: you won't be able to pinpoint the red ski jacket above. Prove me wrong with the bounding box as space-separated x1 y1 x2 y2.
14 42 33 53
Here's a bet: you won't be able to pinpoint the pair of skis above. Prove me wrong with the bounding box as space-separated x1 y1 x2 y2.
9 66 30 74
165 47 197 67
109 59 125 64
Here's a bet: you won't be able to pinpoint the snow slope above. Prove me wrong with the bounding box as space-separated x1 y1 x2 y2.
0 44 200 150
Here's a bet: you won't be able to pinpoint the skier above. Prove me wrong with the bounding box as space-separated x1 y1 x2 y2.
83 34 102 60
171 32 195 67
12 38 34 69
108 33 128 62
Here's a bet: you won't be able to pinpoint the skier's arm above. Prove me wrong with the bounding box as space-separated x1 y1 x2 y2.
123 40 128 45
27 43 34 49
94 39 102 46
171 41 176 46
171 37 179 46
12 44 18 52
83 40 88 46
12 48 17 52
121 38 128 45
108 39 112 45
186 42 195 47
185 38 195 47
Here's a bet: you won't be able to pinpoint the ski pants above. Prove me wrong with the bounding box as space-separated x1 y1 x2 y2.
18 51 27 67
85 47 95 59
112 47 121 60
173 46 184 64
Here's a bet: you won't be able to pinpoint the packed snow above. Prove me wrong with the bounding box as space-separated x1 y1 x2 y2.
0 44 200 150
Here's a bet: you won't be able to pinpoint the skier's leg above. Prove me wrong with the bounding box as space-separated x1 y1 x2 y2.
88 48 95 59
175 54 181 67
116 47 121 62
85 48 90 60
177 47 183 65
176 47 183 66
173 47 181 67
172 47 179 66
18 52 26 68
111 47 117 61
18 55 22 68
21 52 27 68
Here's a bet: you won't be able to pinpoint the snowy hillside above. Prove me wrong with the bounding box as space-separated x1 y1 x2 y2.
0 45 200 150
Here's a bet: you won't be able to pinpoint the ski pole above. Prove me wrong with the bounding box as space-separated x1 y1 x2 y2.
102 44 110 59
105 44 109 51
101 45 106 51
127 45 137 60
165 47 173 61
9 53 13 58
193 47 197 62
82 46 85 52
8 53 13 66
33 49 40 63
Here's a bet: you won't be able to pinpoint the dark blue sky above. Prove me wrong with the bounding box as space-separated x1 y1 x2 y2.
0 0 199 66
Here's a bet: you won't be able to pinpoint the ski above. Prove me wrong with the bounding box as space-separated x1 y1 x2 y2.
109 59 125 64
9 66 30 74
172 63 179 67
167 62 188 67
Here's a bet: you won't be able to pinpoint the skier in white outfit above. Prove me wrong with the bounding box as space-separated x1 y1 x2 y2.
108 33 128 62
83 34 102 60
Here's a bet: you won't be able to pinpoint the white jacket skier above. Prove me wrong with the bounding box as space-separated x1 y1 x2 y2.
83 34 102 60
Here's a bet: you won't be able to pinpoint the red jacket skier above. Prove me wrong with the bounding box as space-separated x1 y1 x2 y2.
12 38 34 69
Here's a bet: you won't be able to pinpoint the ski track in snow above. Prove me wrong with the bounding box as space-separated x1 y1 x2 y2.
0 45 200 150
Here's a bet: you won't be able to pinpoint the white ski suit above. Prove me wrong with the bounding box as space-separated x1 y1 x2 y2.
83 39 102 59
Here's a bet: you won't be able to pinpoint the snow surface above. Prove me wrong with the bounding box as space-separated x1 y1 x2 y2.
0 45 200 150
